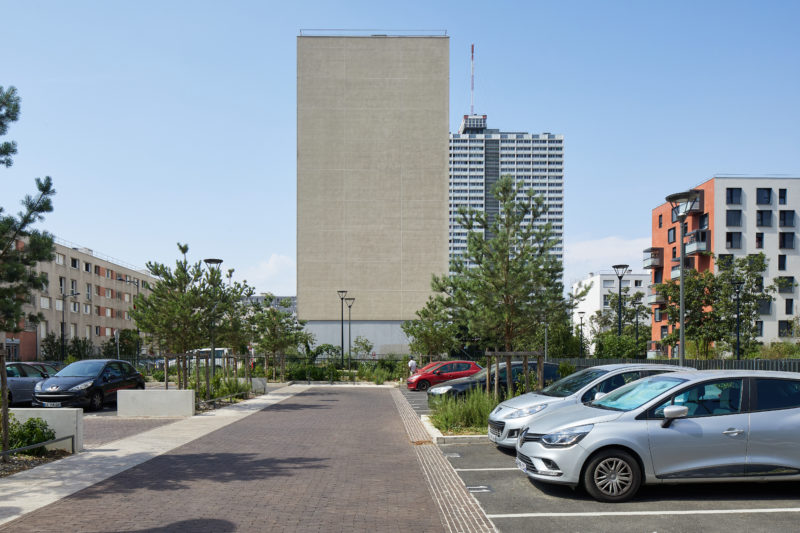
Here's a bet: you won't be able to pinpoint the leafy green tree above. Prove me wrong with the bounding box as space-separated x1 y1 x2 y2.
589 288 650 358
98 329 139 359
1 85 56 462
40 332 61 360
444 175 571 352
402 294 459 363
352 336 374 360
253 294 308 381
69 337 95 359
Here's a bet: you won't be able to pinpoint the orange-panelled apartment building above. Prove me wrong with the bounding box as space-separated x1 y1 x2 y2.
1 240 155 361
645 176 800 357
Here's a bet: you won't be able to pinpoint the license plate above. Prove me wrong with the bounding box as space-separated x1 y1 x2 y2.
488 431 496 442
515 457 527 473
43 402 61 408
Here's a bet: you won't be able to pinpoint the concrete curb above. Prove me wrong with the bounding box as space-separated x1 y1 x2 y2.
421 414 489 444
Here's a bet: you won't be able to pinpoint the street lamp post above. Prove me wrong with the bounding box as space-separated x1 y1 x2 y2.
612 264 629 337
578 311 585 357
733 278 744 360
60 291 80 362
204 258 223 385
337 290 347 367
345 297 355 372
633 298 642 357
666 190 700 366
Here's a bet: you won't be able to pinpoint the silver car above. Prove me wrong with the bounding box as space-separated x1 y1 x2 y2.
488 364 690 448
5 362 49 405
516 370 800 502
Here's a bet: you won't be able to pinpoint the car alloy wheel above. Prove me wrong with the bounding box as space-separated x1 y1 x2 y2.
583 449 642 503
89 391 103 411
417 380 430 391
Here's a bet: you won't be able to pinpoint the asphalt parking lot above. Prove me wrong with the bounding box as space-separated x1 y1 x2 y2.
403 386 800 532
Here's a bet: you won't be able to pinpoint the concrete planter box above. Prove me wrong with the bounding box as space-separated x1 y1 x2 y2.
10 408 83 452
238 377 267 394
117 389 195 417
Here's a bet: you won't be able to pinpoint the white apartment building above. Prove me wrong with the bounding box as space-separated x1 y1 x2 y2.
571 271 651 355
449 114 564 265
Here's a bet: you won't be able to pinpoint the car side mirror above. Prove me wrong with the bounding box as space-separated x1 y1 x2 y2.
594 392 606 401
661 405 689 428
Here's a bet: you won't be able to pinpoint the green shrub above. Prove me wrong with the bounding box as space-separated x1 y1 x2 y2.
558 361 576 378
430 389 499 433
3 414 56 456
151 370 165 382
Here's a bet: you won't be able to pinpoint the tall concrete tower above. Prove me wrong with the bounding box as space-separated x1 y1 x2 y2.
297 33 450 353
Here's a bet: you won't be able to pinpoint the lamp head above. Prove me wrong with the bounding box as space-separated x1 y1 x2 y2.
204 258 223 269
345 297 355 307
337 290 347 299
732 278 745 293
666 190 700 219
612 264 630 279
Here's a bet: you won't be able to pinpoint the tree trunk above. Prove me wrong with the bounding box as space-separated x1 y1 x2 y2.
176 355 182 389
505 354 512 397
164 356 169 390
493 349 500 401
205 355 211 400
523 353 529 393
280 353 286 382
182 355 188 390
537 355 544 392
195 354 201 394
1 347 9 463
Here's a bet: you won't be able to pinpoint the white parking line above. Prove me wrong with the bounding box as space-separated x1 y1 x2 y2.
455 467 519 472
487 508 800 518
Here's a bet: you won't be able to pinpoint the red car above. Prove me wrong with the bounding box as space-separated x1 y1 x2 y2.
407 360 482 391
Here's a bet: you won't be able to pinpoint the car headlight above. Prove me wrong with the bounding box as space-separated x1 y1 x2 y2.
506 404 547 419
541 424 593 448
69 380 94 391
35 381 43 391
429 385 452 395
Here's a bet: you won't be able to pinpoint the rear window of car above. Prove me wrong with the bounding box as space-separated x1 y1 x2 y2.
754 379 800 411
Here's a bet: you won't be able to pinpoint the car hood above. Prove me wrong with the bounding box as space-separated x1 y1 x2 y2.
38 376 96 391
495 392 563 412
525 402 624 434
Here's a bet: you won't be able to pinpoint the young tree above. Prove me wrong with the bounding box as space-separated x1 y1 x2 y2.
253 294 307 381
40 332 61 360
401 294 459 363
446 175 571 352
69 337 95 359
1 85 56 462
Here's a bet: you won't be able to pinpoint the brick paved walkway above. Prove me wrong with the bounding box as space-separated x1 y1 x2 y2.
1 387 446 532
83 417 182 448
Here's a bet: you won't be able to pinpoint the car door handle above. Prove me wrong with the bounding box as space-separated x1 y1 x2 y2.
722 428 745 436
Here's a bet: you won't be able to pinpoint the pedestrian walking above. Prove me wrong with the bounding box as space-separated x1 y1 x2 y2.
408 356 417 376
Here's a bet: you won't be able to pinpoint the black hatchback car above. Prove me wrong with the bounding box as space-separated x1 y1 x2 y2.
32 359 145 410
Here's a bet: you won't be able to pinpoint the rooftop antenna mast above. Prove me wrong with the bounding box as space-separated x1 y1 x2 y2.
470 44 475 115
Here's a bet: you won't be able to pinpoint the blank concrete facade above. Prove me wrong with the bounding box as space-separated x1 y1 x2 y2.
297 35 450 353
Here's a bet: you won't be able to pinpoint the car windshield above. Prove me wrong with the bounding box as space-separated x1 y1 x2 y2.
590 376 687 411
541 368 609 397
55 360 105 377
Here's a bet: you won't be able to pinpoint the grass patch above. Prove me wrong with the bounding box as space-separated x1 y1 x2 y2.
430 389 499 434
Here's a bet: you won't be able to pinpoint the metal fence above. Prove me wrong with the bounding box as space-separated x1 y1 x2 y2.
551 357 800 373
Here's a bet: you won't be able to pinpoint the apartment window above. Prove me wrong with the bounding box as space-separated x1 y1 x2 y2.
603 295 610 308
779 232 795 249
83 304 91 314
55 299 63 311
603 280 614 288
86 283 92 299
84 262 91 273
756 321 764 337
658 214 663 228
756 233 764 249
779 254 787 270
660 325 669 339
621 280 631 287
95 306 100 316
70 279 77 292
758 299 771 315
671 247 677 259
59 276 65 294
726 187 742 205
699 213 709 229
105 308 112 318
105 327 112 336
69 324 76 338
667 228 676 243
726 232 742 249
70 301 79 313
778 276 795 293
671 207 678 223
40 297 50 309
779 188 787 205
654 269 663 283
726 210 742 226
70 257 79 269
786 299 794 315
40 321 48 339
55 253 65 265
96 285 101 296
779 320 793 337
756 210 772 227
756 276 764 292
654 308 663 322
85 325 91 339
756 188 772 205
94 265 101 275
95 326 101 336
106 269 112 279
635 280 643 287
780 210 795 227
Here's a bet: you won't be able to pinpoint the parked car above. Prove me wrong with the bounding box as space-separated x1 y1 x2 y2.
4 362 49 405
516 370 800 502
32 359 145 410
25 361 62 376
407 360 482 391
427 361 559 407
488 364 692 448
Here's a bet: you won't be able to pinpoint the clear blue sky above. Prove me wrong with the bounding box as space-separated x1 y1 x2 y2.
4 0 800 293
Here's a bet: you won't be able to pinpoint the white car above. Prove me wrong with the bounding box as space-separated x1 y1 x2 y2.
516 370 800 502
488 364 692 448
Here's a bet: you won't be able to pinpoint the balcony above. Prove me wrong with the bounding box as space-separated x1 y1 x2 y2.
671 257 695 275
643 247 663 269
646 287 665 305
685 230 709 255
646 341 663 359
